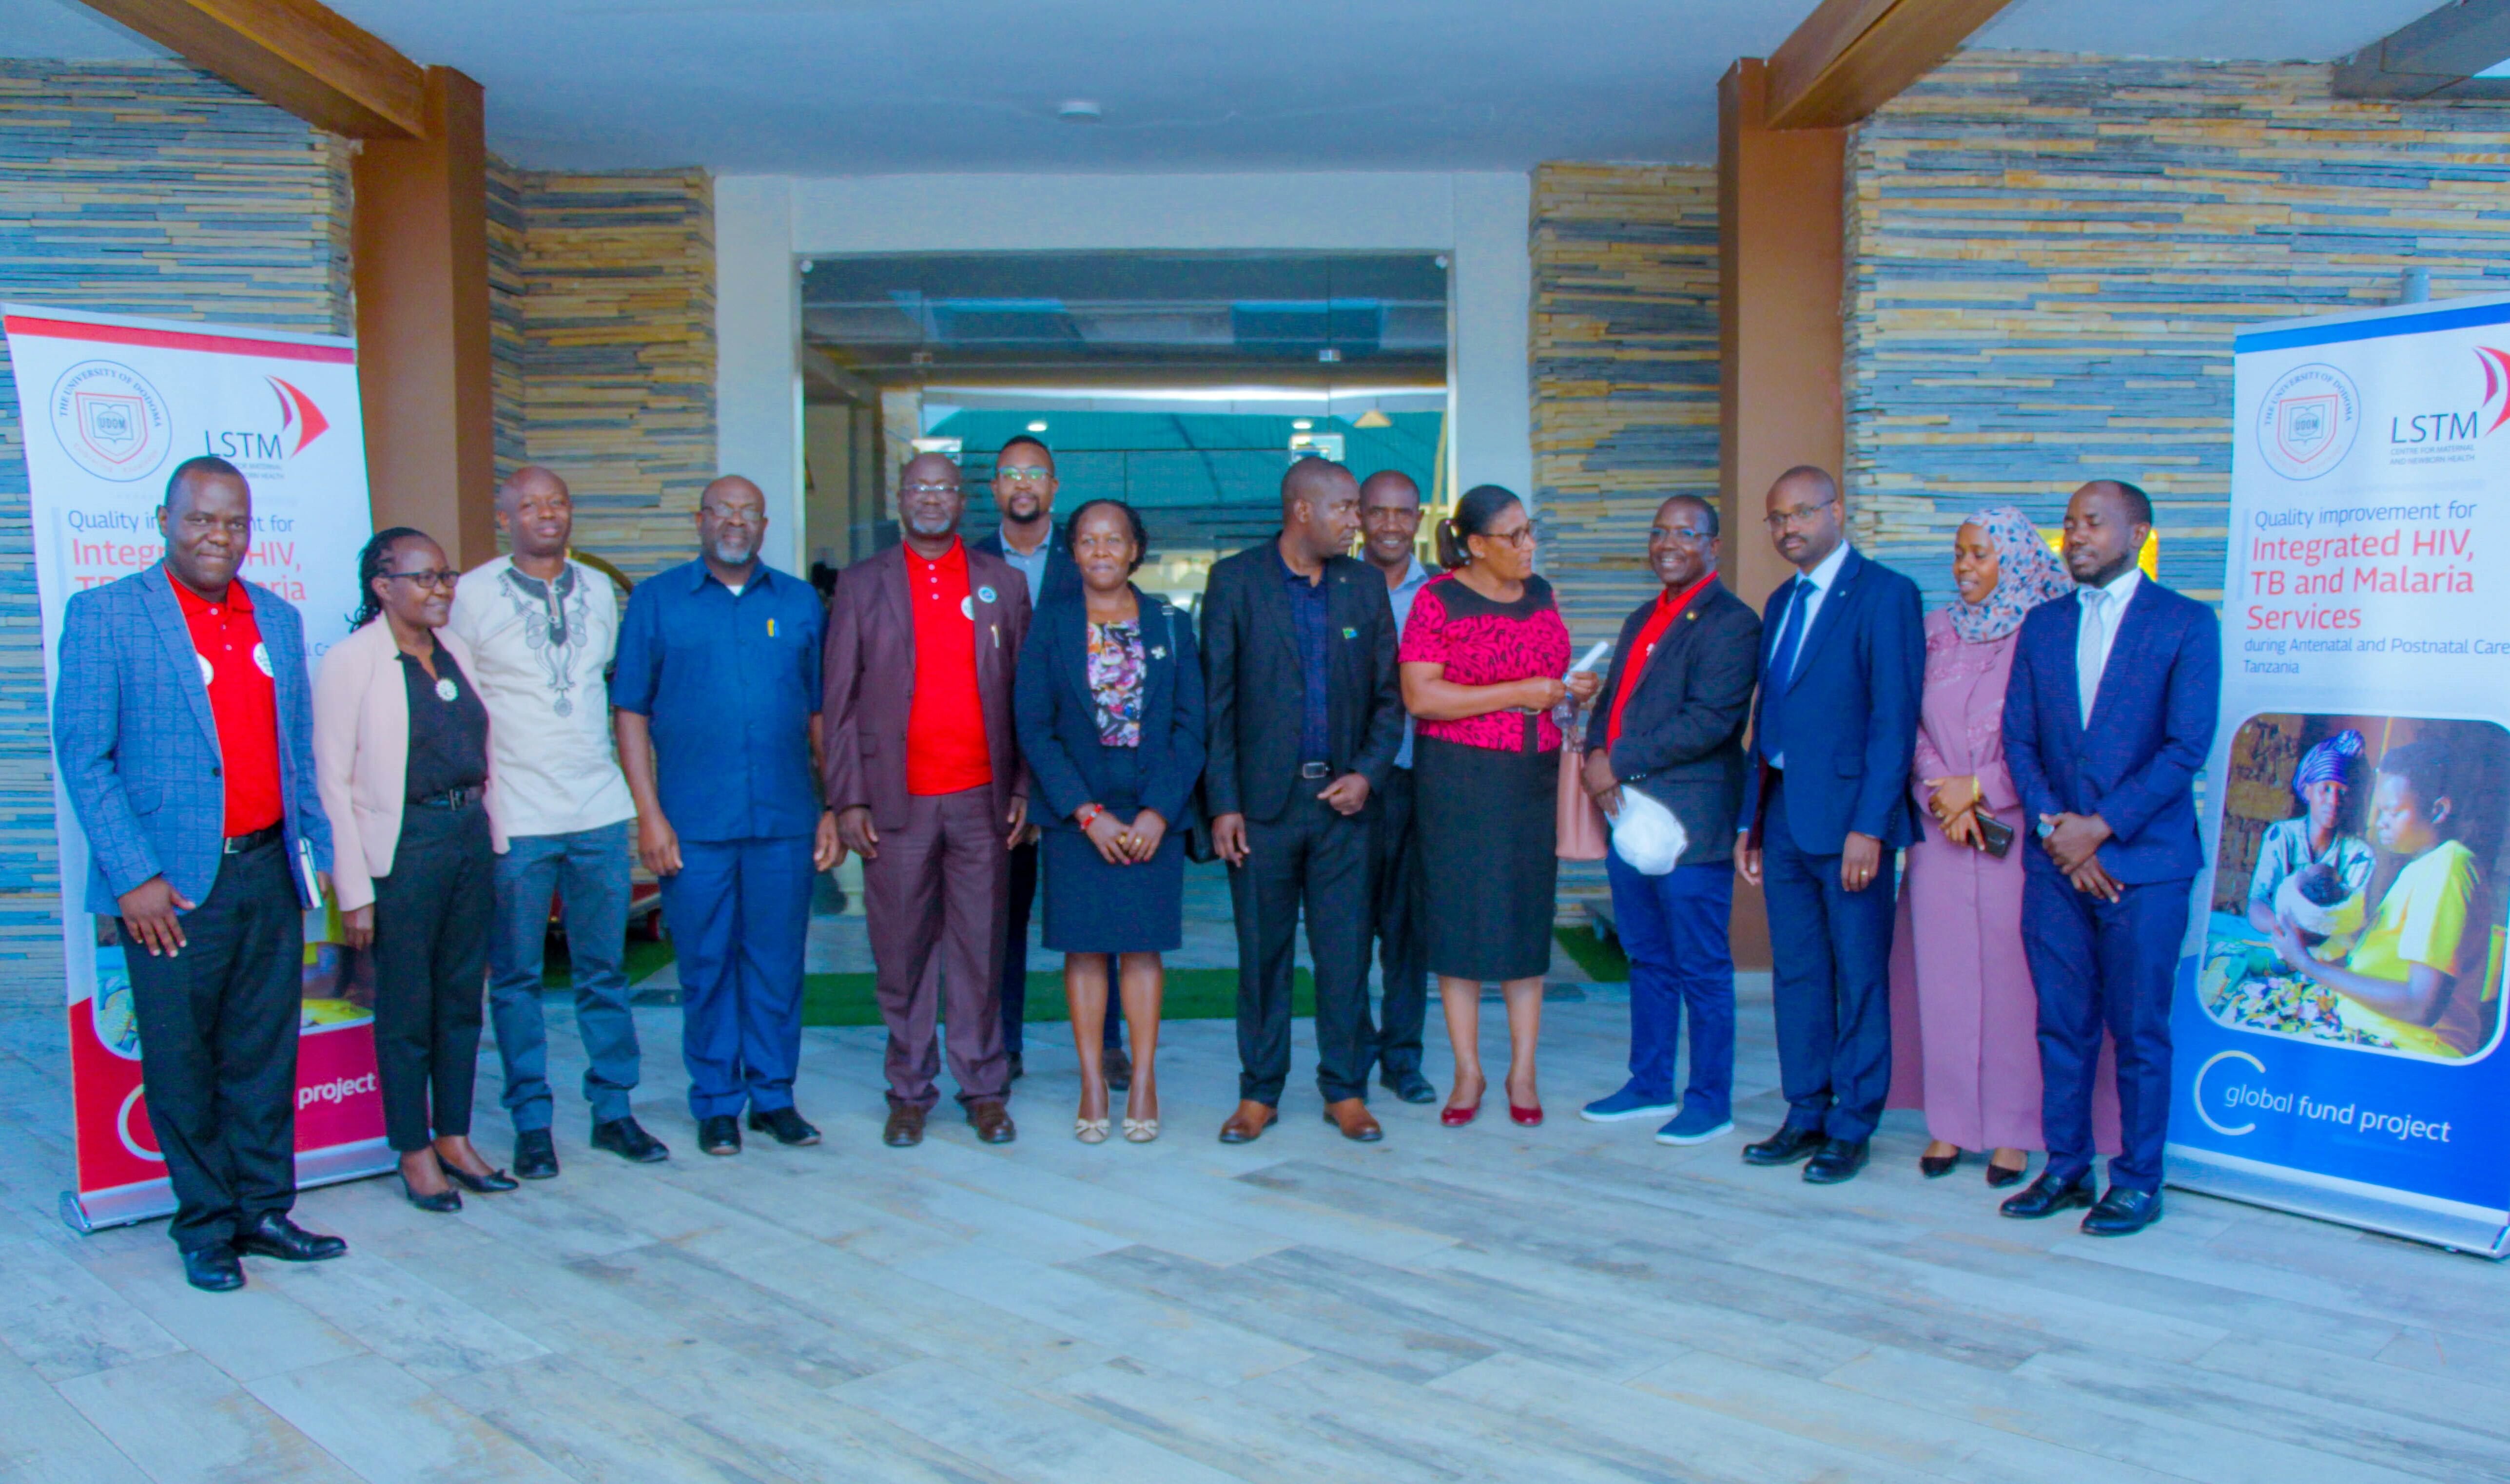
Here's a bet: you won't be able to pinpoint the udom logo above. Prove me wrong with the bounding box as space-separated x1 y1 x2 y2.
48 360 172 482
2256 362 2360 481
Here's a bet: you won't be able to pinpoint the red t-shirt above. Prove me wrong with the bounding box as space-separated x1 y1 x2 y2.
903 540 995 796
1606 573 1715 750
168 570 285 834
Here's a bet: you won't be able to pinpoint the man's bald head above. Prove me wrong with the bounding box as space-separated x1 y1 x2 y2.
696 473 768 570
1283 455 1356 514
497 464 574 562
1358 469 1424 570
498 464 568 509
896 453 966 548
1764 464 1844 574
1281 457 1362 564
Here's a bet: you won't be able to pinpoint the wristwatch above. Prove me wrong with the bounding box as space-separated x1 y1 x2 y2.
2035 818 2057 840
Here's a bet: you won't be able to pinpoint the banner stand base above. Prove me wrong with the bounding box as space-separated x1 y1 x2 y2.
58 1138 398 1235
2170 1146 2510 1260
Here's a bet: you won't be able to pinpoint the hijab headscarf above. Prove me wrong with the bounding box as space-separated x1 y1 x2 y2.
1947 503 2074 644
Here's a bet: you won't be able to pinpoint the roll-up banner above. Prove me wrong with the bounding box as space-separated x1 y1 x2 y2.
2 305 389 1233
2179 292 2510 1257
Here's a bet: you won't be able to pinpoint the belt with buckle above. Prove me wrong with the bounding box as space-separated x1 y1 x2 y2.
1297 761 1331 780
222 823 281 855
413 785 482 811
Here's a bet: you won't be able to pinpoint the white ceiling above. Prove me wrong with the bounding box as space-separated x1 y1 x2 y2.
0 0 2457 173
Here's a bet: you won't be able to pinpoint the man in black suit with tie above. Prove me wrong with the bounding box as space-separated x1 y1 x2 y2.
972 435 1122 1084
1203 457 1405 1145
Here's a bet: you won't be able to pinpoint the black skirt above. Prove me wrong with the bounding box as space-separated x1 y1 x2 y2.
1414 735 1558 982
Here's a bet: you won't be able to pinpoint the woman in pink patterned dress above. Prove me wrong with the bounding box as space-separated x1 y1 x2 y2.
1400 485 1600 1127
1886 504 2118 1186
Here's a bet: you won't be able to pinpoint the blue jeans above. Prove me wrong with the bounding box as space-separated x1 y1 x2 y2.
1605 853 1735 1119
488 822 641 1132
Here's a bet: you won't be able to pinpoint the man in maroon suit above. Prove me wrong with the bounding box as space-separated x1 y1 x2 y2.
823 453 1032 1147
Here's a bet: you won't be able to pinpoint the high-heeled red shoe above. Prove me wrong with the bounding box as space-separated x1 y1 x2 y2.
1509 1103 1544 1127
1440 1099 1481 1127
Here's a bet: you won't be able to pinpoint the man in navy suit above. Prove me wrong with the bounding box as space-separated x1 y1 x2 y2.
1735 467 1924 1184
53 457 346 1292
2000 480 2218 1236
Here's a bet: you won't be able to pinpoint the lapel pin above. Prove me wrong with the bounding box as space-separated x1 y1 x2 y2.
1151 645 1167 659
1341 626 1357 640
977 584 997 604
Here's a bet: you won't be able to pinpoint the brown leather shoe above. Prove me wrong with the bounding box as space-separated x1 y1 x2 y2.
882 1102 927 1148
1217 1100 1277 1144
967 1099 1017 1145
1323 1098 1383 1143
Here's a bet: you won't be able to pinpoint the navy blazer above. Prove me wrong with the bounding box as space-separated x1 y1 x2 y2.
974 525 1083 609
1015 588 1207 832
53 562 330 914
1740 547 1926 853
2003 577 2220 885
1595 578 1762 864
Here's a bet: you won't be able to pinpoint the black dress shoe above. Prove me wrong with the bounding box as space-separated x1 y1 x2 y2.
747 1106 822 1146
698 1115 742 1156
2081 1186 2165 1236
401 1175 462 1214
1804 1138 1869 1184
1741 1124 1826 1166
445 1164 520 1194
1919 1150 1960 1178
1381 1067 1438 1105
183 1243 244 1292
233 1213 347 1262
1999 1169 2094 1219
1105 1046 1133 1093
1985 1159 2028 1190
513 1129 560 1180
592 1116 670 1163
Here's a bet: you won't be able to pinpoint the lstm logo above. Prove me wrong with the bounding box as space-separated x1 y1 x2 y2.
203 375 331 467
2388 346 2510 446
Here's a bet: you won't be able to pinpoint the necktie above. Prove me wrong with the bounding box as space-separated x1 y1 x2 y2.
1760 578 1813 762
2076 588 2105 722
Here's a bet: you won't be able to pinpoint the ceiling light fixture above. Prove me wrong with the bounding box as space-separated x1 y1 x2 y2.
1291 419 1313 431
1353 408 1392 429
1027 420 1049 432
1057 99 1103 124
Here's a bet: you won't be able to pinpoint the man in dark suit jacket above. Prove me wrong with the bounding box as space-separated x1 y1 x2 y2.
53 457 345 1292
824 452 1032 1149
971 435 1119 1082
2000 479 2218 1237
1735 466 1925 1184
1202 457 1405 1144
1578 495 1762 1146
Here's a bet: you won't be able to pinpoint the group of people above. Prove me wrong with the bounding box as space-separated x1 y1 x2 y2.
56 435 2224 1295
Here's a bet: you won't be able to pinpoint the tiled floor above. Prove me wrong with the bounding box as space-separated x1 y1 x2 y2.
0 912 2506 1481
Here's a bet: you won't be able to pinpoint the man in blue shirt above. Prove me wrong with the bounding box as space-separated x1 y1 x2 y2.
1357 469 1437 1105
613 475 843 1157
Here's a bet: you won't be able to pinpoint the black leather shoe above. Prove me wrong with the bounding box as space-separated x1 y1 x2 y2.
747 1106 822 1146
591 1116 669 1163
2000 1169 2095 1219
1741 1125 1826 1166
1105 1046 1133 1093
1919 1150 1960 1178
1804 1138 1869 1184
1985 1159 2028 1190
445 1164 520 1194
698 1115 741 1156
514 1129 560 1180
401 1175 462 1214
1381 1067 1438 1105
233 1213 347 1262
182 1243 244 1292
2081 1186 2165 1236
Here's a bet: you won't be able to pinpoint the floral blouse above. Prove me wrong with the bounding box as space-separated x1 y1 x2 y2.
1087 618 1146 747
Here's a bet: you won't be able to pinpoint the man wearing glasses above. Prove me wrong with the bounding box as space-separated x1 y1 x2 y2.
972 435 1123 1085
614 475 843 1158
1577 494 1762 1147
1733 466 1924 1185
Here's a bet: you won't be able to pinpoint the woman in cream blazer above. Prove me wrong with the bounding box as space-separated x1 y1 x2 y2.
315 528 512 1213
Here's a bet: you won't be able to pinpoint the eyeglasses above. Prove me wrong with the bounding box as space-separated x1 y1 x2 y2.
385 569 460 590
1764 498 1836 533
1479 527 1536 549
900 482 959 497
994 468 1052 486
701 505 763 526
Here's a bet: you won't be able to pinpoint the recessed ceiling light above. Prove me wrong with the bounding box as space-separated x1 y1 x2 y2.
1353 408 1392 429
1057 99 1103 123
1291 419 1313 430
1027 420 1049 432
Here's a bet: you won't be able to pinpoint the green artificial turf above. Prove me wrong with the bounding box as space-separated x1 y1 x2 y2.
1552 924 1630 983
800 966 1311 1028
542 935 677 989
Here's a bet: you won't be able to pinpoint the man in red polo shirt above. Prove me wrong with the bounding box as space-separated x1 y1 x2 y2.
824 453 1032 1148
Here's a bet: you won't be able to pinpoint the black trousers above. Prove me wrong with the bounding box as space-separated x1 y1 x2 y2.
1000 835 1121 1056
1229 789 1375 1104
371 798 494 1153
121 836 303 1252
1368 765 1429 1077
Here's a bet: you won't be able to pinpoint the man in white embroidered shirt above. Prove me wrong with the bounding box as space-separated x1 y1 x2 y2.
448 466 667 1178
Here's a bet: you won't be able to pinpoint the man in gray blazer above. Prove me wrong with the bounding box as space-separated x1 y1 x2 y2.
53 456 344 1292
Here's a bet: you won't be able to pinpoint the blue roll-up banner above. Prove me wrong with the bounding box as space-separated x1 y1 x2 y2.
2177 293 2510 1257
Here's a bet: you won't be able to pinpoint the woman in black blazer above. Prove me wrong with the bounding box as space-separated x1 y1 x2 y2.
1013 500 1207 1146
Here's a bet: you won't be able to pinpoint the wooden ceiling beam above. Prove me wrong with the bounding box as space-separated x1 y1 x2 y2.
1765 0 2015 130
78 0 428 138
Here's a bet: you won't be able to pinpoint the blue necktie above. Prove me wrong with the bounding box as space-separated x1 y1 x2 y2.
1761 578 1812 762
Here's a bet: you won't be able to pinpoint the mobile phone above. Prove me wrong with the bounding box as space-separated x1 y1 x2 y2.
1974 813 2014 859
